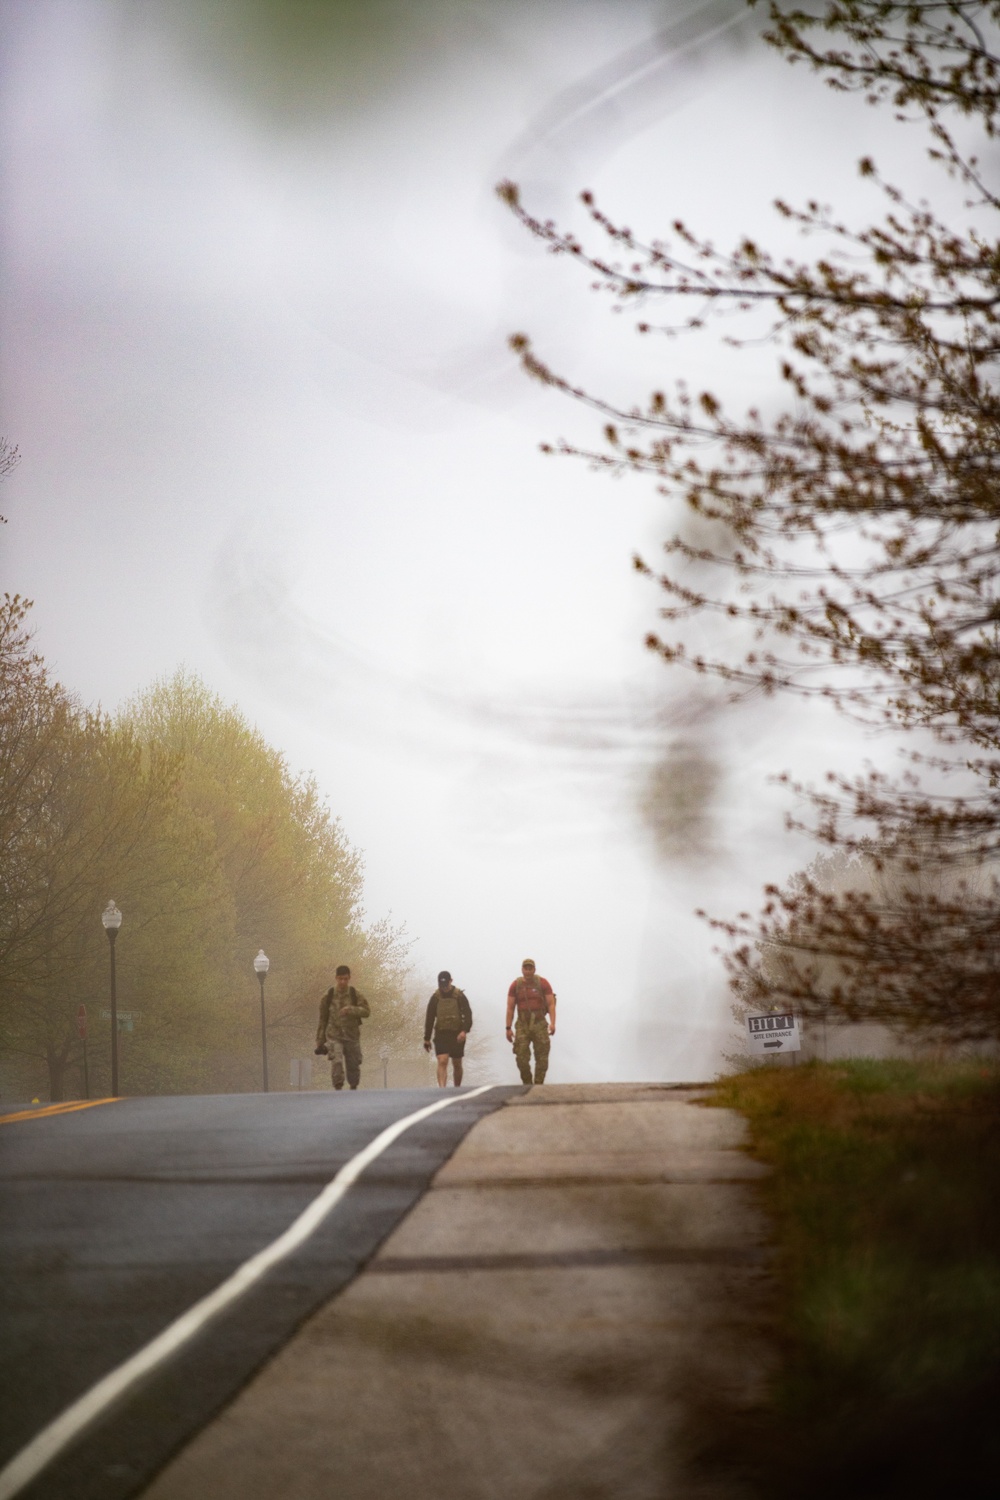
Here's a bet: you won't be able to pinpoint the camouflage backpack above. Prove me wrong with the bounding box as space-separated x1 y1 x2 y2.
435 987 466 1030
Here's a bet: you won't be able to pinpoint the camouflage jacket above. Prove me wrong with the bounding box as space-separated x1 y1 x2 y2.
316 986 370 1045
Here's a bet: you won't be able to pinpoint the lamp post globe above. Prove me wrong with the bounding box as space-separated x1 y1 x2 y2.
254 950 270 1092
101 901 123 1097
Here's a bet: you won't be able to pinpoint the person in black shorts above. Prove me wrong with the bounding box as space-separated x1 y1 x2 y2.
423 970 473 1087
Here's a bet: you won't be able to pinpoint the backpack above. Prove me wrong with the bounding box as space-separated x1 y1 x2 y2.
434 987 466 1031
326 985 359 1008
323 985 363 1028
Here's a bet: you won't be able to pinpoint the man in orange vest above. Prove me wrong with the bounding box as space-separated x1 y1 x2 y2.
505 958 556 1085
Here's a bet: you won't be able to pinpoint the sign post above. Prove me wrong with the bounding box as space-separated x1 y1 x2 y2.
379 1045 390 1090
76 1005 89 1099
746 1011 801 1059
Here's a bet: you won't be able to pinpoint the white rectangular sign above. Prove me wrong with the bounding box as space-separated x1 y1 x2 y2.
746 1011 801 1055
289 1058 313 1089
99 1009 141 1030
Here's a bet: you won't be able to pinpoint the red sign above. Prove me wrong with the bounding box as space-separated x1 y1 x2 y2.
76 1004 87 1040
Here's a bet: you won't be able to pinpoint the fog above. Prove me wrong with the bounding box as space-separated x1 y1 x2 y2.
0 0 938 1080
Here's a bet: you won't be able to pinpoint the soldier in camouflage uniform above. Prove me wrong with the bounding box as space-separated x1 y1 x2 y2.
505 958 556 1085
314 964 370 1090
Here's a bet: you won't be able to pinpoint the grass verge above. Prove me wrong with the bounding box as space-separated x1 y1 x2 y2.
709 1058 1000 1498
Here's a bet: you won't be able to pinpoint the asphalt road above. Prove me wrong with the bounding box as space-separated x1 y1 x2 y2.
0 1087 514 1500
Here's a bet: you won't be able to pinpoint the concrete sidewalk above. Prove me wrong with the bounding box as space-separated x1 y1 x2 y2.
142 1084 774 1500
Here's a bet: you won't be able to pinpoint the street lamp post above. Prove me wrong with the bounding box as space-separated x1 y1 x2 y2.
101 901 123 1097
379 1044 390 1090
254 949 270 1093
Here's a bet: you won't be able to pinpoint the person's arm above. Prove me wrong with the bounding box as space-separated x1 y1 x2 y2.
545 980 557 1036
315 991 331 1052
459 992 472 1040
505 984 516 1042
423 993 437 1049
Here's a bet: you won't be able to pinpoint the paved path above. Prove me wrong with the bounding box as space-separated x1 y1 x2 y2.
142 1083 774 1500
0 1088 512 1500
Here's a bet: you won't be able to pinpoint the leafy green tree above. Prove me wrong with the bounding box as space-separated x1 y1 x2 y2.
503 2 1000 1041
0 641 413 1098
122 671 411 1089
0 606 226 1098
0 596 74 996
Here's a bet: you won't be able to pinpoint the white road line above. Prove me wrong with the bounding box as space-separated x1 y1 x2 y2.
0 1086 494 1500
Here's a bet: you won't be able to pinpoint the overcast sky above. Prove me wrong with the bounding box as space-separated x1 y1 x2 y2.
0 0 940 1080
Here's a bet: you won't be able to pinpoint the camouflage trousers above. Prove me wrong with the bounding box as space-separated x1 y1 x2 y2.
328 1037 362 1090
514 1014 550 1085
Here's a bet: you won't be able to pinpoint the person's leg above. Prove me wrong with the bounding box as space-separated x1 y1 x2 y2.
513 1021 533 1085
344 1039 362 1090
453 1057 464 1086
532 1018 551 1084
329 1039 345 1090
436 1052 449 1087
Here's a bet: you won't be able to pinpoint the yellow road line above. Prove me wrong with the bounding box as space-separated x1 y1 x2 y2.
0 1099 119 1126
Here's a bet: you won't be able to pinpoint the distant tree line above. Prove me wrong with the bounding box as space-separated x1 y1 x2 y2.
0 595 415 1100
504 1 1000 1044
